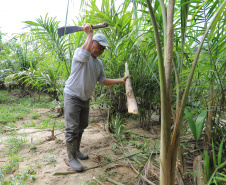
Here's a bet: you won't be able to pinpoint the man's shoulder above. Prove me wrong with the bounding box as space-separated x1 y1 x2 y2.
72 48 91 63
95 57 103 63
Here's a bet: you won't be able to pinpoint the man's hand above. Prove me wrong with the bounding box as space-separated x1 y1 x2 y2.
103 76 129 86
121 75 129 85
83 23 93 35
81 23 93 52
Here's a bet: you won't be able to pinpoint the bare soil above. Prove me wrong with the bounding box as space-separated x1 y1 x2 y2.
0 107 161 185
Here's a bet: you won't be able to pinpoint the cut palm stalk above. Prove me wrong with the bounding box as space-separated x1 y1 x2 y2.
125 62 139 114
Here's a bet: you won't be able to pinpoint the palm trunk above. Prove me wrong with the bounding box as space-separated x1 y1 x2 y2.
145 1 171 184
204 47 214 150
164 0 175 184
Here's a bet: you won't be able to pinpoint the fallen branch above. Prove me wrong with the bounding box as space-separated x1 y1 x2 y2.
53 151 143 175
135 144 156 184
93 177 105 185
119 144 157 185
105 177 124 185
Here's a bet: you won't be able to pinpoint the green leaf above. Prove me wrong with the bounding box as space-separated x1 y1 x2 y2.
208 157 226 184
204 151 210 181
195 110 207 141
210 1 226 35
214 176 226 181
24 21 39 26
218 139 224 166
185 108 196 140
218 160 226 170
212 140 217 169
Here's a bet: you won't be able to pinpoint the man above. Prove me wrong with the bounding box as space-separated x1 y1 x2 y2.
63 23 128 172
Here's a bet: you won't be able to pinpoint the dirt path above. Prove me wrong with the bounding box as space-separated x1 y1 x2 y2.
1 108 160 184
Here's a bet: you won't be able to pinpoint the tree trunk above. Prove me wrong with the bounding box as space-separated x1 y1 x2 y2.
204 100 214 150
193 155 206 185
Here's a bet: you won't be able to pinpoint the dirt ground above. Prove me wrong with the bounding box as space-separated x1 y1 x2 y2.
0 107 161 185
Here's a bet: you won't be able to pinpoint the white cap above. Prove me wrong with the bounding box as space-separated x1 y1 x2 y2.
93 33 110 48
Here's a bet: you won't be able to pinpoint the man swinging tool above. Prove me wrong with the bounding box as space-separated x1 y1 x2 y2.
63 23 128 172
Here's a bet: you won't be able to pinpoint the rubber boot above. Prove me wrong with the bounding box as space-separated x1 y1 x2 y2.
77 133 89 160
66 140 84 172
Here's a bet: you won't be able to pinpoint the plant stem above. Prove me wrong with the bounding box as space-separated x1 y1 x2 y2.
146 0 173 184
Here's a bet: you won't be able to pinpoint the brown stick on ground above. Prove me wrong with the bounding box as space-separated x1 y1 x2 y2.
125 62 138 114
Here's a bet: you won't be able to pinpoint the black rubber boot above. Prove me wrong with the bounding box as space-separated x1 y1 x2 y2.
77 133 89 160
66 140 84 172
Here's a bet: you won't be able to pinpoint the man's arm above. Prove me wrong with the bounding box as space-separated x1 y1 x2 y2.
104 76 129 86
81 24 93 53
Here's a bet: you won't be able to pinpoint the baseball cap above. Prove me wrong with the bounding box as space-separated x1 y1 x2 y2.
93 33 110 48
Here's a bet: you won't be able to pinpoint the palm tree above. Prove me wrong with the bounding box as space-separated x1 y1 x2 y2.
24 14 72 77
144 0 226 184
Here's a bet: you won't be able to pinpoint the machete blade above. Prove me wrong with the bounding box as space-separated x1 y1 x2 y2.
57 26 82 38
57 22 108 38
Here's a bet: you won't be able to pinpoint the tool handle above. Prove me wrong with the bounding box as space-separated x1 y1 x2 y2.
92 22 108 29
79 22 108 31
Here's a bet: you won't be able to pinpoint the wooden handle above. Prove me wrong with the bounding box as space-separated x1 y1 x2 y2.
125 62 139 114
78 22 108 31
92 22 108 29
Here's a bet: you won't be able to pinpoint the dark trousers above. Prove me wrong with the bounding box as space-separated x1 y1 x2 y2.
64 93 90 142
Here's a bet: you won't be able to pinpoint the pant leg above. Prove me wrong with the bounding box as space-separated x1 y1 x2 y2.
64 93 90 141
64 93 81 142
79 99 90 134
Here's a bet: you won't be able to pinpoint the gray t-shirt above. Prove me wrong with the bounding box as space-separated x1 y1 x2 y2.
64 48 106 101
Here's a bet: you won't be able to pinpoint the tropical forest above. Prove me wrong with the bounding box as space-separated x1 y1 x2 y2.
0 0 225 184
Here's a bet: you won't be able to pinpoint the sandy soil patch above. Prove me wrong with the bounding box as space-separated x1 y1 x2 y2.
1 108 160 185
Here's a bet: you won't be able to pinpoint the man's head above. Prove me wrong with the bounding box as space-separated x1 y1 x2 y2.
91 33 110 58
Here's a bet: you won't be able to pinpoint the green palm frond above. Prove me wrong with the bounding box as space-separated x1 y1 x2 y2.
24 14 70 76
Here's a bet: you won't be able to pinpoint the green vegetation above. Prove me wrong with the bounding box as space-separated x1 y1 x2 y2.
0 90 64 130
0 90 56 123
0 0 225 184
0 165 36 185
0 90 63 184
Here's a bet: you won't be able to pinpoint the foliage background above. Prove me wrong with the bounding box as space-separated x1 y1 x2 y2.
0 0 225 184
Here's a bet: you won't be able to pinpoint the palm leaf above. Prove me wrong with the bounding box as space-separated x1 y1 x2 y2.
195 110 207 141
218 139 224 165
185 108 197 140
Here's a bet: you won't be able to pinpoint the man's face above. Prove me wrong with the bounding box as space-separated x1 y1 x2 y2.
91 41 106 58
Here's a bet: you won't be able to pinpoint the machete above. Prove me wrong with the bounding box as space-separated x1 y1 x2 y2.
57 22 108 38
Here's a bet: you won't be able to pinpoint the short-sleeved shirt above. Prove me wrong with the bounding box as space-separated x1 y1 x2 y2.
64 48 106 101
